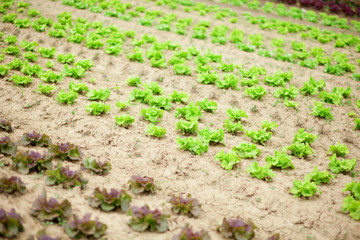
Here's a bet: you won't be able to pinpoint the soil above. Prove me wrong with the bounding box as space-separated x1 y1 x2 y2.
0 0 359 239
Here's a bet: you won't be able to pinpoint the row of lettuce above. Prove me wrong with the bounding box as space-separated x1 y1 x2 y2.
3 0 360 75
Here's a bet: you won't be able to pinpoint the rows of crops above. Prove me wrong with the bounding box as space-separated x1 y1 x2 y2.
0 0 359 239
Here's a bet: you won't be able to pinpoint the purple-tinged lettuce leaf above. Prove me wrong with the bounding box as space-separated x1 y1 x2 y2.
81 157 111 175
169 194 201 218
64 214 107 239
217 217 256 240
21 131 51 147
30 191 72 223
11 151 53 174
0 208 24 238
0 119 13 132
172 224 210 240
45 164 88 189
128 175 158 194
0 136 17 155
49 142 83 161
127 205 169 232
89 187 132 212
0 176 26 195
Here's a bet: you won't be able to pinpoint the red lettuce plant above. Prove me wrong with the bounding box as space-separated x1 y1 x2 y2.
0 208 24 238
0 119 13 132
11 151 53 174
128 175 158 194
49 142 83 161
173 224 210 240
0 136 17 155
21 131 51 147
27 230 60 240
169 194 202 217
0 176 26 195
127 205 169 232
81 157 111 175
30 191 72 223
217 217 256 240
89 187 132 212
45 164 88 189
64 214 107 239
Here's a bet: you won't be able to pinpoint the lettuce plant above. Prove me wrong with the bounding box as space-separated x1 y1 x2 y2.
21 131 51 147
0 64 9 77
65 214 107 239
87 88 111 101
169 194 201 217
57 53 75 64
40 70 63 83
0 208 24 238
173 63 192 75
128 175 157 194
89 187 132 212
8 59 23 70
141 107 163 124
223 119 245 134
274 86 298 100
86 102 111 116
354 118 360 131
197 72 219 85
11 151 53 174
328 155 357 174
175 103 203 121
265 150 294 169
226 108 248 122
196 98 217 113
217 217 256 240
216 73 239 90
176 136 208 155
290 179 320 198
246 162 275 182
173 224 210 240
343 181 360 201
261 121 278 132
23 51 38 62
0 136 17 155
0 119 13 132
244 85 267 100
30 191 72 223
9 74 33 86
215 150 241 170
62 65 86 79
49 142 83 161
304 166 334 185
69 81 88 93
170 91 189 104
146 124 166 138
0 176 26 195
232 142 260 159
198 128 224 144
287 142 313 158
2 45 20 56
143 82 164 95
127 205 169 232
74 59 93 70
126 76 142 87
312 102 334 120
176 120 198 135
45 164 88 189
246 129 272 145
328 143 349 157
127 47 145 63
82 157 111 175
56 90 78 105
115 114 135 127
341 195 360 220
36 83 57 95
293 128 318 145
38 47 56 58
27 230 59 240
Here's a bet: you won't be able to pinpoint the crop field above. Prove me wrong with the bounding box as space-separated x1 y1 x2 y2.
0 0 360 239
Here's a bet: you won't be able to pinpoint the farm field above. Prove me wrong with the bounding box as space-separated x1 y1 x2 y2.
0 0 360 239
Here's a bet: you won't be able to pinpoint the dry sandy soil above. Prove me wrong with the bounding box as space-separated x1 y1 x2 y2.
0 0 360 239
